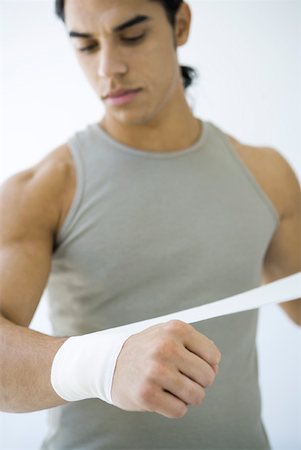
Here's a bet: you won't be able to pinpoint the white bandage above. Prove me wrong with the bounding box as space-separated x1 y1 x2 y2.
51 272 301 404
51 329 133 404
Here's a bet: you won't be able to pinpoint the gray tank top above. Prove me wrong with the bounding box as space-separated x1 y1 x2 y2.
42 120 279 450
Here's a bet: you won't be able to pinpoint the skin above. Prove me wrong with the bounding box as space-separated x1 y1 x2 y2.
64 0 202 152
0 0 300 417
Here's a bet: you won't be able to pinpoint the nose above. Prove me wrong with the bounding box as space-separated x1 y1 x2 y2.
97 44 128 78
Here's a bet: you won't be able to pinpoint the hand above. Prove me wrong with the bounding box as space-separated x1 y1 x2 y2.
111 320 221 419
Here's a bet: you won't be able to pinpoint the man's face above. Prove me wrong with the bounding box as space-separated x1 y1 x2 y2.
65 0 187 126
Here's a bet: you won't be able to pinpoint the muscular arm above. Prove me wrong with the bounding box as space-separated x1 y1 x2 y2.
0 157 71 412
0 149 221 418
0 316 66 412
262 149 301 326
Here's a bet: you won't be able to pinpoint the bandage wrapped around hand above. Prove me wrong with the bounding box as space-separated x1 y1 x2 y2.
51 272 301 404
51 329 133 404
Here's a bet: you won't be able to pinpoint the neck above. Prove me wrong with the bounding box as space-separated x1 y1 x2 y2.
99 86 202 153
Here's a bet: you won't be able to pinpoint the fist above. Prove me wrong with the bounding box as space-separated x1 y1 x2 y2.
111 320 221 419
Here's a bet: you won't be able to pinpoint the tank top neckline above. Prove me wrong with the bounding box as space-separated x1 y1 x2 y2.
89 119 209 159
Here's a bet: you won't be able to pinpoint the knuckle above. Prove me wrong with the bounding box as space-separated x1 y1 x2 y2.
147 361 167 381
165 320 186 334
205 370 216 387
204 342 221 365
153 339 177 359
187 385 204 405
205 348 218 365
138 383 155 405
195 388 206 405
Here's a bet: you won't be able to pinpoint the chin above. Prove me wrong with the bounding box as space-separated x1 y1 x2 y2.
111 110 155 126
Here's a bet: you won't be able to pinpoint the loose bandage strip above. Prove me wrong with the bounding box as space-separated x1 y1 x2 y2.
51 272 301 405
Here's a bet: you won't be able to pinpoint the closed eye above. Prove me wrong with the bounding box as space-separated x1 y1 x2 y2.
79 43 99 53
79 34 146 53
122 34 145 43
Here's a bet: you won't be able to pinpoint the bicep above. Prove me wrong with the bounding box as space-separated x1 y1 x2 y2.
262 210 301 280
261 151 301 322
0 164 64 327
262 148 300 277
0 238 53 327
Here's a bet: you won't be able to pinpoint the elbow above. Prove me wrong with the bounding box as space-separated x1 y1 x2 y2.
287 312 301 327
0 387 15 413
292 316 301 327
283 303 301 327
280 299 301 327
0 391 34 414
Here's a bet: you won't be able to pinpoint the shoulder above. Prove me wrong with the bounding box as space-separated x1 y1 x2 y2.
225 133 300 219
0 143 75 235
2 142 74 190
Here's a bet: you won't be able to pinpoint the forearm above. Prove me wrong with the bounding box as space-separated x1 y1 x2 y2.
0 314 67 413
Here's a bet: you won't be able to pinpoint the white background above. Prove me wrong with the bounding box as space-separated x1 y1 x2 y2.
0 0 300 449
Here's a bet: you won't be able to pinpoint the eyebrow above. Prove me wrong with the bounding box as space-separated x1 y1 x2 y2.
69 15 151 39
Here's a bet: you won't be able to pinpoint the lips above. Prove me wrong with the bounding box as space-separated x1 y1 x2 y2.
104 88 141 99
103 88 142 106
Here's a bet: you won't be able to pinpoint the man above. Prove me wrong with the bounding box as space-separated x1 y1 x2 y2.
0 0 300 449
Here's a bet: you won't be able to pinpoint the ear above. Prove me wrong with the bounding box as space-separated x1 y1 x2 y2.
174 2 192 47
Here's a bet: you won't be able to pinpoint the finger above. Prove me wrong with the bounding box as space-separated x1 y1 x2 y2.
160 369 206 407
212 364 219 374
147 388 188 419
175 348 217 388
183 329 221 366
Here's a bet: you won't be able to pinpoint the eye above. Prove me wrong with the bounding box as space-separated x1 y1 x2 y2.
78 43 99 53
78 33 146 53
121 34 145 43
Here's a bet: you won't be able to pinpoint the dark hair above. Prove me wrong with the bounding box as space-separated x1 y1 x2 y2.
54 0 198 89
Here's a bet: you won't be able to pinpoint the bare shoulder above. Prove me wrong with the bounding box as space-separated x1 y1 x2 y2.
225 133 301 219
0 143 76 237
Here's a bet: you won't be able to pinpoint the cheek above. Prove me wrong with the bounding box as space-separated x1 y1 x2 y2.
144 40 176 65
77 57 99 83
132 43 178 86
